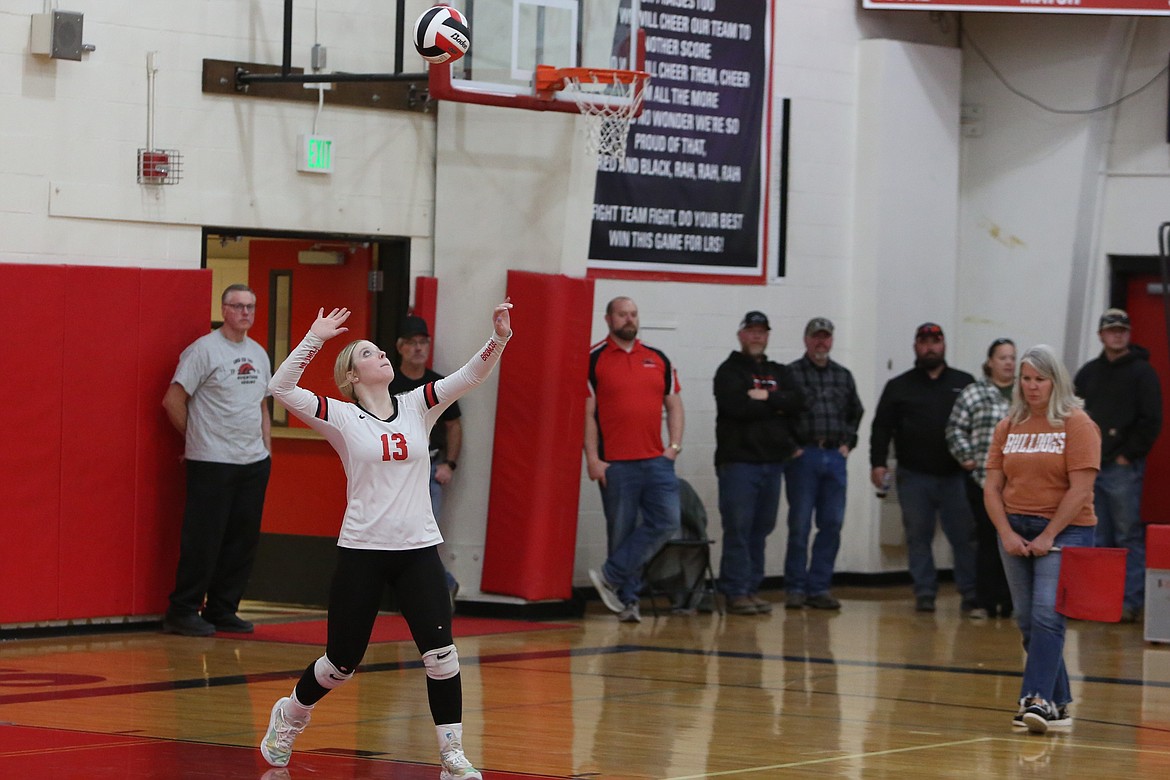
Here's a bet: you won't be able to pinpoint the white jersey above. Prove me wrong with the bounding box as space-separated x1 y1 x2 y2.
269 330 509 550
172 329 271 464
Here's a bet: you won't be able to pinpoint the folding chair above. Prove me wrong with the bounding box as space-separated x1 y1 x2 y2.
641 478 722 617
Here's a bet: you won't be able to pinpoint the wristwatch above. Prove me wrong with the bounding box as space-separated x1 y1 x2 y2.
669 442 682 453
445 460 457 470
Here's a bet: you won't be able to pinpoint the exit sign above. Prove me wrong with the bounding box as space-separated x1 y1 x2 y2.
297 134 334 173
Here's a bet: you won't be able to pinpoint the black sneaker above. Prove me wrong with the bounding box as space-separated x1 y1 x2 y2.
915 596 936 613
202 612 255 633
806 593 841 610
163 612 216 637
1022 699 1058 734
1049 703 1072 728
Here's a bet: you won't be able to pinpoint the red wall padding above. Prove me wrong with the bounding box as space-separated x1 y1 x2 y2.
134 269 212 613
0 265 66 623
0 264 209 624
481 271 594 600
59 267 141 619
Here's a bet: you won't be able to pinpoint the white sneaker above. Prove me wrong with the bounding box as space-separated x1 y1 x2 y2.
440 747 483 780
618 602 642 623
260 697 310 767
589 568 624 613
438 728 483 780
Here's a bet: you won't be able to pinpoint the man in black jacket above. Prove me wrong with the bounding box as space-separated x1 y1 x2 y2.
1075 308 1163 622
714 311 806 615
870 323 976 614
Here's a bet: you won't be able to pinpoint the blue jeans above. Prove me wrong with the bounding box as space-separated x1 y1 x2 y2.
717 461 784 597
1094 459 1147 612
896 468 976 600
599 457 681 605
784 447 847 596
998 515 1095 706
428 461 458 593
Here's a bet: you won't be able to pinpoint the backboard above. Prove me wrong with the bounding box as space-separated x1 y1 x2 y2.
427 0 643 114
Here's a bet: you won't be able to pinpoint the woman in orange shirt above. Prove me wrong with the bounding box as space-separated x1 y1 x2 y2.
984 344 1101 735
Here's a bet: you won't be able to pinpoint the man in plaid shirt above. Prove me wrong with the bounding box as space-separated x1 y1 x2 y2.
783 317 864 610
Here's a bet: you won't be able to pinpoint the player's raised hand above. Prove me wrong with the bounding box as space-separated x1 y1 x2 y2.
493 298 513 339
311 307 351 341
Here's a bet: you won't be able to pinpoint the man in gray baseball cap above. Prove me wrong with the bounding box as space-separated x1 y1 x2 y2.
1074 308 1163 622
784 317 863 610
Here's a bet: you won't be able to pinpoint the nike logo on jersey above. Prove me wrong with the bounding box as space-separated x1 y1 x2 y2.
437 650 453 660
328 673 346 681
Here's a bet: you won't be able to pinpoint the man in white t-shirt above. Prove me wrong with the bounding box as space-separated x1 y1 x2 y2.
161 284 272 636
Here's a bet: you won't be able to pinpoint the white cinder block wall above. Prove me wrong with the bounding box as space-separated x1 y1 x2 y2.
5 2 1170 598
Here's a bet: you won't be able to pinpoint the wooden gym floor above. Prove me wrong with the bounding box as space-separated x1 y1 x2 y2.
2 585 1169 779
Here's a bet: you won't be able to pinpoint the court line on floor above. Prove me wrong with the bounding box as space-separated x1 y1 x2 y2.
624 644 1170 689
663 735 1170 779
0 737 161 759
0 646 632 705
2 642 1167 708
663 736 1000 778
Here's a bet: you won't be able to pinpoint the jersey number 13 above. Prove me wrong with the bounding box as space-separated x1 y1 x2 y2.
381 433 408 461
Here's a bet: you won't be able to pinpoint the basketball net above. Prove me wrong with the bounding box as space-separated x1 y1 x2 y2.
557 69 648 161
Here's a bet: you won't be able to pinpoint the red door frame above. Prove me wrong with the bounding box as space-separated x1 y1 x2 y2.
1108 254 1170 524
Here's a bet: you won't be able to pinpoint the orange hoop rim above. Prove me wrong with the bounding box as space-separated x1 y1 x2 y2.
534 64 649 97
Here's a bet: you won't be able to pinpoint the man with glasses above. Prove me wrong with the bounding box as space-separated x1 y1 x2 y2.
388 315 464 609
162 283 272 636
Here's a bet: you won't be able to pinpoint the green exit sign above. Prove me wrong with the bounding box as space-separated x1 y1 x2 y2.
297 134 334 173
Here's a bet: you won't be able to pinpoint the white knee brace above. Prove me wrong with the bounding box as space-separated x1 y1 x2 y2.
313 655 354 690
422 644 460 680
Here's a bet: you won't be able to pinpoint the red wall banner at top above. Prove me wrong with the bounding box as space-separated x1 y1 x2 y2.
863 0 1170 15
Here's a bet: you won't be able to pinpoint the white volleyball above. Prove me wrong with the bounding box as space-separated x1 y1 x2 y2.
413 5 471 65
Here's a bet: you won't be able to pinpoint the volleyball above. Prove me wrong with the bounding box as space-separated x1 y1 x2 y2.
413 5 471 65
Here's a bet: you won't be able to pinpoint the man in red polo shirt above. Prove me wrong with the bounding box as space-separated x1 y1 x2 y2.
585 296 685 623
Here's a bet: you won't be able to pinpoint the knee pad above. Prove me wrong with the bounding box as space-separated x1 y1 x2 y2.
421 644 460 680
313 655 354 690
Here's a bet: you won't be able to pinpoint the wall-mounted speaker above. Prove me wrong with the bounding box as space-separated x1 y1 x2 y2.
30 11 84 61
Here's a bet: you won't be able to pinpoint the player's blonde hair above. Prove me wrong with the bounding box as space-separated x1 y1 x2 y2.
333 340 364 401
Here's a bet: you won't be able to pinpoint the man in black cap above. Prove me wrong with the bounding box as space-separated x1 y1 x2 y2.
870 322 976 613
387 315 463 607
784 317 864 610
1075 308 1163 622
713 310 805 614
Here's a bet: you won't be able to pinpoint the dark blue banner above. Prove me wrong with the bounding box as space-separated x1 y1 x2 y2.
589 0 769 279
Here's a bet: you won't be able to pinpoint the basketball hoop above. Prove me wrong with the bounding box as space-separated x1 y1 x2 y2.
534 65 648 160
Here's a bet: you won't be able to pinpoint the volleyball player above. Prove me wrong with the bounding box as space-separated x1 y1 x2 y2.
259 300 512 779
